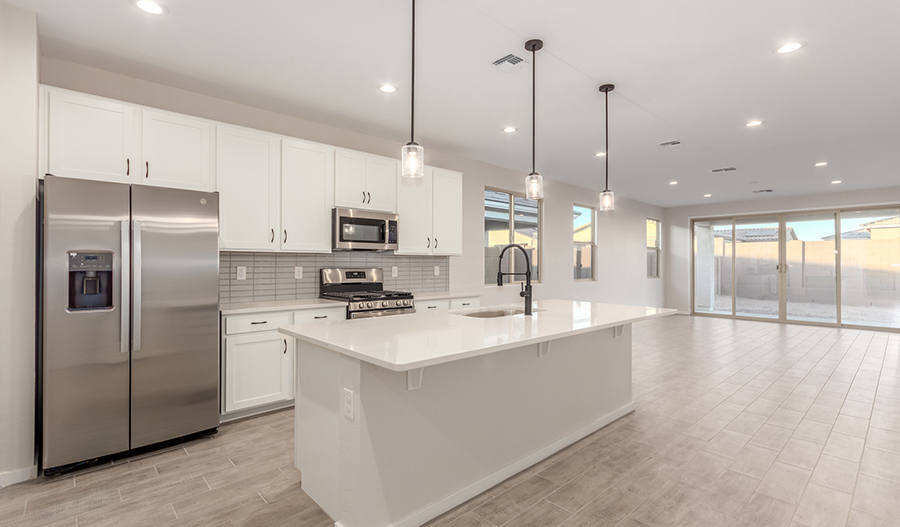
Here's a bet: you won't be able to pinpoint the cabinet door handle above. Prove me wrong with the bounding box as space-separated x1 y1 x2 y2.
283 339 287 354
435 238 439 249
126 158 130 176
283 230 288 243
362 191 366 203
427 237 430 248
270 229 275 242
250 321 268 325
145 161 149 178
427 306 437 309
314 315 328 319
462 303 470 306
367 192 371 204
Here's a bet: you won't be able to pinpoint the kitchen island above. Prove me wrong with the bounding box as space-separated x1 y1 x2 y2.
279 299 675 527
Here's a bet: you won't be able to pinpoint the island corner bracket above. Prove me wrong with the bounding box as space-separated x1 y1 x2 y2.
538 341 551 357
614 325 625 338
407 368 424 390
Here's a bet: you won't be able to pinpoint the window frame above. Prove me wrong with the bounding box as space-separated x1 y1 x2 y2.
647 218 661 279
573 203 597 282
484 186 543 285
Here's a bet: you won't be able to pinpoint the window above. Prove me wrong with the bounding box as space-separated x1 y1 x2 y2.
484 189 541 285
647 219 661 278
574 205 595 280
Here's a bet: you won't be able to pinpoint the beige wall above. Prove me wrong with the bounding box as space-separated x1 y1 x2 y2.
0 3 39 486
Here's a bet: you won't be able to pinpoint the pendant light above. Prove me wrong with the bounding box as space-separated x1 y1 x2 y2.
401 0 424 178
524 39 544 200
599 83 615 211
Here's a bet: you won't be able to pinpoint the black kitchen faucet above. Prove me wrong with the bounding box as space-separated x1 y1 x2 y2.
497 244 533 316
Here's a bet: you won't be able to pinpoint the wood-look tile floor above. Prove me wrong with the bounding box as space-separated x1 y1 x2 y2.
3 315 899 527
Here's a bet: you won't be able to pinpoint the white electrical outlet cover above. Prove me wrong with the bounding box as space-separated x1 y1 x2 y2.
392 266 398 277
237 266 247 280
295 266 303 280
434 265 440 276
342 388 354 420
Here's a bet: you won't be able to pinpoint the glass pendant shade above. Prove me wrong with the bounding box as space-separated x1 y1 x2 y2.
525 172 544 200
401 142 424 179
600 189 615 211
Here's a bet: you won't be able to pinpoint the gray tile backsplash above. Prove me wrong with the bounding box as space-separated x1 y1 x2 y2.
220 252 450 303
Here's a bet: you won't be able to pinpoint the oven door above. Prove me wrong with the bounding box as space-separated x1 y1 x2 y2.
333 208 398 251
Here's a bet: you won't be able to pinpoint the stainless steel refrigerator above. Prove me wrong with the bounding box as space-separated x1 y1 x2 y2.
40 175 220 473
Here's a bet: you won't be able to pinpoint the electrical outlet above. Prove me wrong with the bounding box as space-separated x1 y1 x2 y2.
295 266 303 280
434 265 440 276
236 266 247 280
392 266 398 277
342 388 354 420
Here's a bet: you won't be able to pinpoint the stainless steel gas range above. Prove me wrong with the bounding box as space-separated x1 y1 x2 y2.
320 268 415 319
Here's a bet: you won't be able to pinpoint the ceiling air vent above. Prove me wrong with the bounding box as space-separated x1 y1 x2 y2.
710 167 737 173
493 53 526 72
752 189 774 194
659 140 681 147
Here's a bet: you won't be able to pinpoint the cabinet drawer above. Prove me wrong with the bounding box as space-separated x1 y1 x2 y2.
451 297 480 310
293 307 346 324
225 312 292 335
418 299 451 312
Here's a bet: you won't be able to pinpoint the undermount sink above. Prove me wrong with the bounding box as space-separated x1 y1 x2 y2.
458 308 544 318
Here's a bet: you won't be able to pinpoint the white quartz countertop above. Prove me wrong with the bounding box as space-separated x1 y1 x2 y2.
220 291 481 315
220 298 344 315
279 299 676 372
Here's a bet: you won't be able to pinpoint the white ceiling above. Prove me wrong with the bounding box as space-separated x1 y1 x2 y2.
10 0 900 207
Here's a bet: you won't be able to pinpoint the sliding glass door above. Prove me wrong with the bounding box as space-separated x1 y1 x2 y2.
692 207 900 330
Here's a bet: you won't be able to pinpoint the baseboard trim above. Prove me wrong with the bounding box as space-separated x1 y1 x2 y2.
1 465 37 487
389 402 636 527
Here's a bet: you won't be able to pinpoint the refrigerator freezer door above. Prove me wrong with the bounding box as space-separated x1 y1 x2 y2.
42 176 131 469
130 185 220 448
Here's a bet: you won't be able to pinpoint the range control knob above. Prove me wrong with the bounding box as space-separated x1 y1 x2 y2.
396 300 402 306
382 301 388 307
358 303 365 309
404 300 411 306
366 302 373 308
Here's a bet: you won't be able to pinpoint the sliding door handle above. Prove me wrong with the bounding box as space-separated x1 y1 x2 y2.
132 220 142 352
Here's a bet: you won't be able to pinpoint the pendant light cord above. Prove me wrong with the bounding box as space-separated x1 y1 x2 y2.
604 89 609 191
531 46 536 174
410 0 416 143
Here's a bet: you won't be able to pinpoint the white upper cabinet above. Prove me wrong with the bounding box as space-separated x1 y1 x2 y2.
216 126 280 251
396 173 432 254
281 139 335 252
47 91 135 183
431 168 463 255
334 149 398 213
365 156 398 213
396 167 463 256
141 111 212 191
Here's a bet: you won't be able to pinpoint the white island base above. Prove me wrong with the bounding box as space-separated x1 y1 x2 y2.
290 307 651 527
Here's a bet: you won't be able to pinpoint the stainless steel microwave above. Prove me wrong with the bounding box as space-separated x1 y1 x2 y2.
333 208 399 251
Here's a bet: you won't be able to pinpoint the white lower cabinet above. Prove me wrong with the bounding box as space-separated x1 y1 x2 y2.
224 331 293 413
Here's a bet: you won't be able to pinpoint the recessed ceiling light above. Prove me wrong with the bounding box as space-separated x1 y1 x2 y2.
831 180 842 184
595 152 606 157
746 120 764 127
379 85 397 93
776 41 807 54
134 0 167 15
815 162 828 167
503 127 517 133
669 181 678 185
704 194 712 197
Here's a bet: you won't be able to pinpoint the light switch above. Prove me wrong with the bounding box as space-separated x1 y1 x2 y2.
295 266 303 280
434 265 440 276
236 266 247 280
392 266 398 277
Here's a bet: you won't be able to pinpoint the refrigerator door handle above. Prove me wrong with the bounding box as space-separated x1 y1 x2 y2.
120 220 131 354
133 220 142 352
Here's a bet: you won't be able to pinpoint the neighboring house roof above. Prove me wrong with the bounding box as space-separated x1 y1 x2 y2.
822 230 872 240
861 216 899 228
716 227 798 242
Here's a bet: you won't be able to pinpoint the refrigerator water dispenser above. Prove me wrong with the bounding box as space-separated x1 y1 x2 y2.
67 251 113 310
